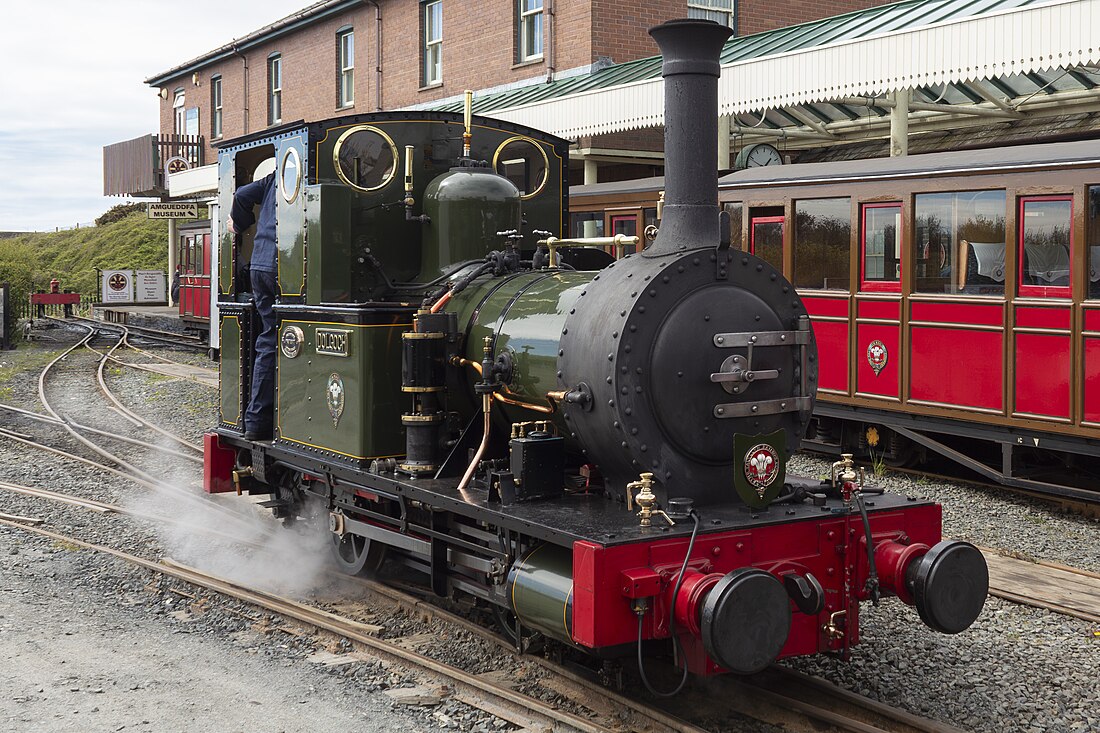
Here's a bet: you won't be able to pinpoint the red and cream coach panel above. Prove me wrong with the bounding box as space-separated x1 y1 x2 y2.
713 143 1100 499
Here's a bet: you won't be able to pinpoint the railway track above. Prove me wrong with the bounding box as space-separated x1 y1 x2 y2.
66 314 206 350
0 477 972 733
5 325 1091 732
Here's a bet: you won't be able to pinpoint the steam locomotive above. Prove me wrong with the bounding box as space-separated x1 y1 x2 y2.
204 19 988 680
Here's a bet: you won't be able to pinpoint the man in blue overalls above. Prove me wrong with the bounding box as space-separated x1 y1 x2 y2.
228 172 277 441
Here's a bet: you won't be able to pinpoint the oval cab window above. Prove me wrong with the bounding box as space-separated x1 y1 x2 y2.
492 136 549 200
280 147 302 204
333 125 398 192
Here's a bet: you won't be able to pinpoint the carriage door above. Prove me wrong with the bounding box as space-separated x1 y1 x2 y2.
750 215 784 271
179 232 195 317
608 211 640 257
856 203 903 400
1013 196 1073 420
195 232 211 319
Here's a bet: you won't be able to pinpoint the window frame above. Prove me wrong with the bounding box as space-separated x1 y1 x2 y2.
1017 194 1073 299
517 0 544 63
792 197 852 291
1088 185 1100 301
337 28 354 108
860 202 903 294
687 0 737 29
423 1 443 87
268 54 282 126
210 76 223 139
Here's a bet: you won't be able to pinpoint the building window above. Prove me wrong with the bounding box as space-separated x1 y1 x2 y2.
423 1 442 86
337 29 354 108
173 90 186 135
517 0 543 62
687 0 736 29
211 76 223 138
268 54 282 125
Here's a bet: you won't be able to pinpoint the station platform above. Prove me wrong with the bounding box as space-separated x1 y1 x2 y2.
90 303 199 336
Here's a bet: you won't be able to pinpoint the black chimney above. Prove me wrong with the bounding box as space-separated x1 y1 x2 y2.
647 19 733 255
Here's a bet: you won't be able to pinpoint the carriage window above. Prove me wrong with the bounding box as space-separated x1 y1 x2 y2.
794 198 850 290
571 212 604 238
915 191 1005 296
861 203 902 292
1088 186 1100 300
1019 196 1072 298
723 202 742 251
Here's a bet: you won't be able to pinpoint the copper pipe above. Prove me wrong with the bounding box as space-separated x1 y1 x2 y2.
452 358 554 413
458 393 492 491
430 291 452 313
495 392 554 414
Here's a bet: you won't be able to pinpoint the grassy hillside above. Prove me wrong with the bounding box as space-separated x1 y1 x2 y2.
0 207 171 317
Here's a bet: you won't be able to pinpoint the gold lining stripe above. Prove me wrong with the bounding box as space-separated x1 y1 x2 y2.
220 315 242 427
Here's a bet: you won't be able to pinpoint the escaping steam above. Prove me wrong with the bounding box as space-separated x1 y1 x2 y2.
127 463 342 599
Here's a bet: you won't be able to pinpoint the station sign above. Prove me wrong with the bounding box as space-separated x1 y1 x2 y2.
147 202 198 219
101 270 134 304
135 270 167 303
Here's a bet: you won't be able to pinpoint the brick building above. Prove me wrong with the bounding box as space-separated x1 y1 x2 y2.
138 0 887 185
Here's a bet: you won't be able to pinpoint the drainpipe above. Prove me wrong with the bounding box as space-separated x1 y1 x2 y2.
232 43 249 134
366 0 383 110
545 0 555 83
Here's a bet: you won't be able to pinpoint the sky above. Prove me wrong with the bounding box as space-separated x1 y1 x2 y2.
0 0 310 232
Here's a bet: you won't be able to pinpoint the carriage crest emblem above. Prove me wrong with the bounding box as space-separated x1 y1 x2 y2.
866 339 888 376
327 373 345 427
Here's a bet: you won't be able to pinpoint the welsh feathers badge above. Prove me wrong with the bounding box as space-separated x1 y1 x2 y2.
866 339 888 376
327 372 345 427
733 430 787 509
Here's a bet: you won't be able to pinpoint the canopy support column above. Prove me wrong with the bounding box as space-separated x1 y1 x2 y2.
889 89 910 157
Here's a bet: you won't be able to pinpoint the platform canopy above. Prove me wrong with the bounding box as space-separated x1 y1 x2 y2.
429 0 1100 150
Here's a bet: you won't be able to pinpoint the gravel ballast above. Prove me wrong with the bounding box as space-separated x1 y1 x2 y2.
2 326 1099 733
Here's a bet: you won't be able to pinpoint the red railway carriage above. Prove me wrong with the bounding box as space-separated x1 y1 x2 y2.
570 141 1100 501
176 218 212 325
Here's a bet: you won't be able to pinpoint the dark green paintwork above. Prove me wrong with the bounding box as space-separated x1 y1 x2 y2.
215 112 572 464
217 155 234 293
276 134 308 297
219 314 242 426
421 168 521 280
509 543 574 643
449 270 591 430
276 317 409 460
304 185 354 304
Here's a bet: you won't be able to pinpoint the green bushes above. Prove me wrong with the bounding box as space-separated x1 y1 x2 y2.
0 211 169 312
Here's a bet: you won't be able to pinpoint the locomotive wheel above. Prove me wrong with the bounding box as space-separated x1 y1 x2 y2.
330 532 386 576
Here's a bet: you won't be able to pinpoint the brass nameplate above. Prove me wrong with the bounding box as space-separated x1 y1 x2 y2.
315 328 350 357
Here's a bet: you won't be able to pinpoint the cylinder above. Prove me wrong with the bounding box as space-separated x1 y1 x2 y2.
647 19 733 254
507 543 574 644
